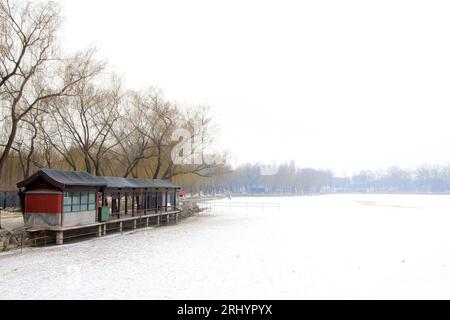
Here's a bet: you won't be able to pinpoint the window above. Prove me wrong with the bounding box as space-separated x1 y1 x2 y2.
63 192 72 213
72 191 80 212
63 192 97 213
72 192 80 204
88 193 96 211
80 192 88 211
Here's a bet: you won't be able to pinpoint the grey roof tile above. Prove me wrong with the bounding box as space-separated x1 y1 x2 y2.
17 169 179 189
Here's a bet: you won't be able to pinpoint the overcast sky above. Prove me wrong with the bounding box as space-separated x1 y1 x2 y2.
59 0 450 175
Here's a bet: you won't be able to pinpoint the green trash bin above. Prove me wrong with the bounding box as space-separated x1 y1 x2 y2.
99 206 110 222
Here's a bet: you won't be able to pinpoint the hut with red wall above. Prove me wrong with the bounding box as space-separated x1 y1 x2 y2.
17 169 180 231
17 169 101 227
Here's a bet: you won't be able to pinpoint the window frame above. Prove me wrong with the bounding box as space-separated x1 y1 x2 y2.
63 191 97 213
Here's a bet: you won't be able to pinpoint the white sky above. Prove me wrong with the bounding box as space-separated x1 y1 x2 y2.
59 0 450 175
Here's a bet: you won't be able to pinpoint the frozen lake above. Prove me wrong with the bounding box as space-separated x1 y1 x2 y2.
1 194 450 299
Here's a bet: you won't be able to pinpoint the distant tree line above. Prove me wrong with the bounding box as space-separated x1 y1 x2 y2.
186 163 450 196
339 166 450 194
0 0 228 187
226 162 333 195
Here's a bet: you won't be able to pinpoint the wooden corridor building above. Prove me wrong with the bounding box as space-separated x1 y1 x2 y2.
17 169 181 244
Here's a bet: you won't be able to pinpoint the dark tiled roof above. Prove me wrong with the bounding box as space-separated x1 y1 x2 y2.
46 168 103 187
93 176 179 189
17 168 179 190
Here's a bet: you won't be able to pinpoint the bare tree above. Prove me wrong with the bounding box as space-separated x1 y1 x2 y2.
43 73 120 175
160 105 225 180
35 114 57 169
0 2 228 188
110 90 155 178
0 0 101 180
109 89 227 180
12 107 42 178
145 90 179 179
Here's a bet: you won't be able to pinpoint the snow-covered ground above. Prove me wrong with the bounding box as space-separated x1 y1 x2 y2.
2 194 450 299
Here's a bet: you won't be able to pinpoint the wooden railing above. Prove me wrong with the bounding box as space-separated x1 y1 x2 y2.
110 206 178 219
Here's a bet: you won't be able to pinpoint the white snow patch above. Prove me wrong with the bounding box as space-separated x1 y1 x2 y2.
1 194 450 299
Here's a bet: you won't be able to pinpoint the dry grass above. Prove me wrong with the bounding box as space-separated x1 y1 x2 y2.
0 211 24 230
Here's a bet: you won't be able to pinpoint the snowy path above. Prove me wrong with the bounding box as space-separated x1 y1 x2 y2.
1 194 450 299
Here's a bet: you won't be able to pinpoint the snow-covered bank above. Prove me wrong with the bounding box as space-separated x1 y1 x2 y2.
1 194 450 299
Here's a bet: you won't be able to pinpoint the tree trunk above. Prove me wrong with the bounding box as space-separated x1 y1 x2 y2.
95 164 102 177
153 152 162 179
0 120 19 182
85 155 92 174
24 129 37 179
